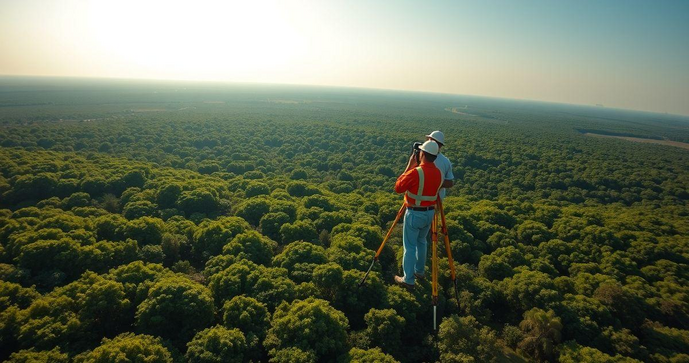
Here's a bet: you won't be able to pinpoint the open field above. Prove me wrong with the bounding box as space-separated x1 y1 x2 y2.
583 132 689 150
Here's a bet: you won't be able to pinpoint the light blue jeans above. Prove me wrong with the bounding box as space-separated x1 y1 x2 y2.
402 208 435 285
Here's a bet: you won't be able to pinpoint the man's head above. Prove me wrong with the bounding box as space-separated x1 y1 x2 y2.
419 140 439 163
425 130 445 149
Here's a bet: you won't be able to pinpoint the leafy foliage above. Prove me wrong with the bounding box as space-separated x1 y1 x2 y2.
0 79 687 362
74 333 172 363
265 298 349 361
438 315 500 362
185 326 246 363
518 308 563 362
222 296 270 360
135 276 215 345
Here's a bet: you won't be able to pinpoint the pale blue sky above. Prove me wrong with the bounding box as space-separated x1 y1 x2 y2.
1 0 688 115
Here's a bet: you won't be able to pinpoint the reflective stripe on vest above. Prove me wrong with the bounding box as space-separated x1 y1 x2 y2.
405 166 439 206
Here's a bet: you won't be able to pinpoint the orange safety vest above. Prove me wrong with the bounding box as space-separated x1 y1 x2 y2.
396 163 443 207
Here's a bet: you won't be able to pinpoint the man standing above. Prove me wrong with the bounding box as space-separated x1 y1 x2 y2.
393 140 443 288
426 130 454 199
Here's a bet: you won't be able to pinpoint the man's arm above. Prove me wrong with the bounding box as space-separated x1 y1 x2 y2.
395 155 418 194
404 153 418 172
442 157 455 188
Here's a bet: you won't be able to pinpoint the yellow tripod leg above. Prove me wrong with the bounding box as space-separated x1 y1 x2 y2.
359 203 406 287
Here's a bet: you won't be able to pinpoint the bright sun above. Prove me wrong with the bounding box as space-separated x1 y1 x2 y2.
87 0 308 80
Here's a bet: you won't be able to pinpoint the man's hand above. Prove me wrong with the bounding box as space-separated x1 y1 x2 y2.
405 153 419 171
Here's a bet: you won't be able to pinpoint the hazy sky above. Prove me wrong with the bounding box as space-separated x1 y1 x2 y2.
1 0 688 115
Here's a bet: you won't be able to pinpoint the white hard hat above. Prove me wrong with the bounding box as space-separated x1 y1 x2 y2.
419 140 439 156
425 130 445 145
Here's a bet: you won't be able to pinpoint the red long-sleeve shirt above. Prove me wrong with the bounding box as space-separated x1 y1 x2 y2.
395 161 442 207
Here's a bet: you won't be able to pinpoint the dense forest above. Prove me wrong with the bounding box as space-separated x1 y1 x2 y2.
0 77 688 362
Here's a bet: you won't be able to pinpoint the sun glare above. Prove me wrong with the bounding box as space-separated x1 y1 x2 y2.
87 0 307 80
1 0 686 114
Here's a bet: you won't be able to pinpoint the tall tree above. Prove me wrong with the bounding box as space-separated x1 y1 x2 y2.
518 308 563 362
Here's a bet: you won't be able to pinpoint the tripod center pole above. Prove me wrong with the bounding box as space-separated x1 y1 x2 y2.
433 305 437 331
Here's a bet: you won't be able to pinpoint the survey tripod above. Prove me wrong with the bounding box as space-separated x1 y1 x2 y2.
358 198 460 331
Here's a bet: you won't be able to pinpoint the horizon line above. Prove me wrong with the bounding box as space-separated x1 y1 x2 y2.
1 73 687 119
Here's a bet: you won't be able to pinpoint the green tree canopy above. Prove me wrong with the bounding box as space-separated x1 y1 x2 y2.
364 308 405 355
265 298 349 361
222 230 277 266
518 308 563 362
6 348 69 363
136 276 215 344
438 315 500 363
223 295 271 361
272 241 328 282
185 325 247 363
339 347 399 363
193 217 249 261
74 333 172 363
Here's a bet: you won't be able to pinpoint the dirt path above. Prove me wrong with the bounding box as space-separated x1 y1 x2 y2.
445 106 475 116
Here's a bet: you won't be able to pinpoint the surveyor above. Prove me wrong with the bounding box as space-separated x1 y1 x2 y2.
425 130 454 199
393 140 443 288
